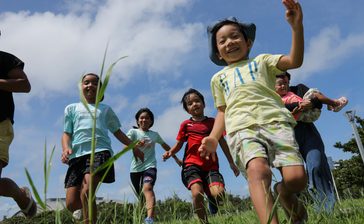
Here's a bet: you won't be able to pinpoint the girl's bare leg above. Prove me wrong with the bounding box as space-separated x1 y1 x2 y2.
143 183 156 219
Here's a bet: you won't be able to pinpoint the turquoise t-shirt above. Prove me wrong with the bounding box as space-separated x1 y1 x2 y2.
127 128 164 173
63 102 121 160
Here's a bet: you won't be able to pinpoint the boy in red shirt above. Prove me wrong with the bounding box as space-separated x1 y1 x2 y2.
163 88 239 224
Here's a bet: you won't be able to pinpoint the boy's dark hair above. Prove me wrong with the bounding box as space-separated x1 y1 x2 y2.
135 107 154 128
181 88 205 112
82 73 104 102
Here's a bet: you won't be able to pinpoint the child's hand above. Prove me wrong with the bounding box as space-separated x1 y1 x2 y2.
61 148 72 164
137 139 145 147
282 0 303 30
230 163 240 177
133 148 144 162
298 99 312 111
198 136 218 161
162 151 172 161
292 106 301 115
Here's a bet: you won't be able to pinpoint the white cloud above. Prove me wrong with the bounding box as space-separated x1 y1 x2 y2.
153 105 188 141
293 26 364 82
0 0 202 99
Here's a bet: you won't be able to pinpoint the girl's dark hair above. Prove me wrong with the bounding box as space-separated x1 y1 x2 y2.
135 107 154 128
82 73 104 102
180 88 205 112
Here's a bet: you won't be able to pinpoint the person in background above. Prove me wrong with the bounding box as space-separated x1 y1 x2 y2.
277 71 344 213
128 108 182 224
163 88 239 224
275 74 348 122
61 73 141 224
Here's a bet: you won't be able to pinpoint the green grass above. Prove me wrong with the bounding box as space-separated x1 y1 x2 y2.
3 196 364 223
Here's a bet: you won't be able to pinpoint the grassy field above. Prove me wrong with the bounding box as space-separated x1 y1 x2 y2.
2 197 364 224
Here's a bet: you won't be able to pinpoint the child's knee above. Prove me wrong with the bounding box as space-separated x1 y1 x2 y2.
247 158 272 182
142 183 153 192
209 185 224 198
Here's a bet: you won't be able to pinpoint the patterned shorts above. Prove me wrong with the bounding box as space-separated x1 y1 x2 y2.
130 167 157 195
227 122 304 177
64 150 115 188
0 119 14 166
181 165 225 196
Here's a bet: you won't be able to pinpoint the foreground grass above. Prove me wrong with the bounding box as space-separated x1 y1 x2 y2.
2 196 364 224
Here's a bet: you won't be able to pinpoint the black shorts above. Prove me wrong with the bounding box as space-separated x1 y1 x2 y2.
64 150 115 188
130 167 157 195
181 165 224 196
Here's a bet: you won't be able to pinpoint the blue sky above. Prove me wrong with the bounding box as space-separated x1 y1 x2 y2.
1 0 364 219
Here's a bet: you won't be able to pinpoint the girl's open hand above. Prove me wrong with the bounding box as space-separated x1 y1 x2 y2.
283 0 303 29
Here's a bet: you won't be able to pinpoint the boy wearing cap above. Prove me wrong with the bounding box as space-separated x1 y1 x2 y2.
199 0 307 223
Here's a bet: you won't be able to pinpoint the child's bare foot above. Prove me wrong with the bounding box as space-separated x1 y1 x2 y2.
273 182 308 224
328 97 348 112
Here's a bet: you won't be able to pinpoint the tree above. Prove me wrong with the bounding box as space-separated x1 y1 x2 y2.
333 115 364 198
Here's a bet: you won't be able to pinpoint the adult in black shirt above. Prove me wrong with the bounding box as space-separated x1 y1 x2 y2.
277 72 335 213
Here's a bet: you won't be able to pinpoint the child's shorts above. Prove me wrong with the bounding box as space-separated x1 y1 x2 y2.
299 88 321 123
64 150 115 188
130 167 157 195
181 165 224 196
0 119 14 166
227 122 304 177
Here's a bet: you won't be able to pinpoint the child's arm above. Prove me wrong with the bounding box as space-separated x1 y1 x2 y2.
198 106 226 161
0 68 31 93
277 0 304 71
61 132 72 164
218 137 240 176
113 129 144 162
161 142 183 167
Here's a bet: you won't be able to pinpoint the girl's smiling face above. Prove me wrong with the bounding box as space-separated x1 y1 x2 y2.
215 24 252 65
82 74 99 104
138 112 153 131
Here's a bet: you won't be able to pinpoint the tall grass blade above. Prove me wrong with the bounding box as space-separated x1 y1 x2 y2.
97 56 128 104
81 48 127 223
45 145 56 194
24 168 46 209
94 141 137 174
92 141 137 199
